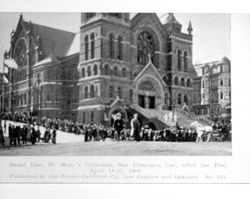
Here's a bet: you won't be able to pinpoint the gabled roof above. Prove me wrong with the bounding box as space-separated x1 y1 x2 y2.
131 13 166 39
14 15 77 58
134 58 167 87
26 21 76 57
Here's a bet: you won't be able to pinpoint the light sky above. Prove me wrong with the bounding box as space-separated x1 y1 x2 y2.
0 13 230 72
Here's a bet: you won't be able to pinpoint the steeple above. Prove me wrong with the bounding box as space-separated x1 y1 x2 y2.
187 20 193 35
164 13 182 33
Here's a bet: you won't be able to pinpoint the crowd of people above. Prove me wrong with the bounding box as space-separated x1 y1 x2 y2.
0 112 231 147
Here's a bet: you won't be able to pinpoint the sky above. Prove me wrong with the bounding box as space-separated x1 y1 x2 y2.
0 13 231 72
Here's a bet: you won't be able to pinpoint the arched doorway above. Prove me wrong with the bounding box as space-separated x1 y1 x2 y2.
135 76 163 109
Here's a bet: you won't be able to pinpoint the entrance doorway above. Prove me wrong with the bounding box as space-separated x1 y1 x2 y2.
138 95 145 108
148 96 155 109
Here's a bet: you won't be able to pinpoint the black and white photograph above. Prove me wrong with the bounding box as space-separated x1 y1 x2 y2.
0 12 231 156
0 0 250 197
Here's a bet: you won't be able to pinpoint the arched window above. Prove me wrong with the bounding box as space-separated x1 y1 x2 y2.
187 79 191 87
81 68 85 78
113 66 118 76
129 89 133 102
109 85 114 98
117 87 122 98
122 68 127 77
90 85 95 98
184 51 188 72
174 76 179 85
104 64 109 75
181 77 185 86
137 31 155 65
84 35 89 61
93 64 98 75
165 93 169 105
109 33 115 59
84 86 89 98
87 66 91 76
184 94 189 105
90 33 95 59
117 36 123 60
178 94 182 105
177 50 182 71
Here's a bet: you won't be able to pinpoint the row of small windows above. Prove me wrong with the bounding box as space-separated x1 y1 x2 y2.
83 85 97 99
177 50 188 72
173 76 192 87
177 94 189 105
81 64 128 78
13 93 27 107
82 85 125 99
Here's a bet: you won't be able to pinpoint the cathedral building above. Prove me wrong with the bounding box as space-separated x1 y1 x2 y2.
2 13 223 127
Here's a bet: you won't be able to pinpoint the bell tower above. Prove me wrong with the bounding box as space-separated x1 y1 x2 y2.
78 13 131 124
164 13 195 109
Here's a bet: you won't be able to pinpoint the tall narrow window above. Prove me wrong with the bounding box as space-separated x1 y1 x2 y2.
184 94 189 105
81 68 85 78
220 92 223 99
178 94 182 105
93 64 98 75
84 35 89 61
109 34 115 59
113 66 118 76
118 87 122 99
90 85 95 98
181 77 185 86
122 68 127 77
104 64 109 75
177 50 182 71
84 86 89 98
165 93 168 105
109 86 114 98
90 33 95 59
117 36 123 60
137 31 155 65
184 51 188 72
87 66 91 76
174 76 179 85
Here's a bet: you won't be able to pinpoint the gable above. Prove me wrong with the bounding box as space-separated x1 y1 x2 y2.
134 59 167 87
131 13 166 40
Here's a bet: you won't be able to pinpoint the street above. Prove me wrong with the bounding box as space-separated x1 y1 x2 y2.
0 140 231 156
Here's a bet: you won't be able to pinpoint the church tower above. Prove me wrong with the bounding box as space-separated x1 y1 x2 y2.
78 13 131 124
164 13 195 109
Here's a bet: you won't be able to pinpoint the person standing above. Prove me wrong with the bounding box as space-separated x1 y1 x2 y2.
130 114 141 142
0 126 5 146
113 112 124 141
51 126 57 144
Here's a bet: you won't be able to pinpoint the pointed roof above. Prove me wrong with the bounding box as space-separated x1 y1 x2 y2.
187 21 193 33
165 13 181 26
164 13 182 33
134 58 167 87
13 14 77 58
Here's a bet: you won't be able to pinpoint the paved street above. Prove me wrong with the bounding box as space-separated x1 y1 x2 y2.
0 140 231 156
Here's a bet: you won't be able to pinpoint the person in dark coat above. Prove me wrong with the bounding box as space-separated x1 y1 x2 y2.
44 128 51 143
51 127 57 144
0 126 5 146
30 126 36 145
9 124 13 146
113 113 124 141
130 114 141 142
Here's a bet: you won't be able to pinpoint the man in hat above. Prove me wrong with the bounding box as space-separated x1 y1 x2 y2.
113 112 124 141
